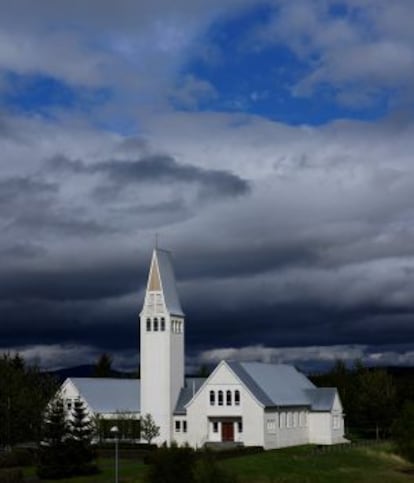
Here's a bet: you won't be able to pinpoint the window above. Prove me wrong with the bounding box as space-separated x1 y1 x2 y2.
146 318 151 331
333 415 341 429
210 390 215 406
161 317 165 331
154 318 158 331
175 420 181 432
238 421 243 433
66 399 72 411
304 412 307 427
213 422 219 433
287 412 292 428
293 412 298 428
234 390 240 406
226 390 232 406
183 421 187 433
267 419 276 433
172 320 176 332
218 390 223 406
280 412 285 428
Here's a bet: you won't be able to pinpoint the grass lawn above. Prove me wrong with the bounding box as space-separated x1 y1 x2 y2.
221 443 414 483
22 443 413 482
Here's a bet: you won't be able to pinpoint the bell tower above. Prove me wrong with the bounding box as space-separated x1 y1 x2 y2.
140 249 185 444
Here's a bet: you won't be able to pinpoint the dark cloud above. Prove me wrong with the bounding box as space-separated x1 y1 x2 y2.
48 154 250 201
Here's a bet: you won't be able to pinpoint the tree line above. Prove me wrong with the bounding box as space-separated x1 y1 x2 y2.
311 359 413 439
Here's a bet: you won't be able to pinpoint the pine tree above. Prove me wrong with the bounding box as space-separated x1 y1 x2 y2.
67 399 97 475
93 353 113 377
37 396 72 479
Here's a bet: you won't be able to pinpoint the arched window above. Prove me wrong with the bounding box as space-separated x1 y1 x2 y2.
293 412 298 427
280 412 286 428
234 390 240 406
146 318 151 331
218 390 223 406
287 412 292 428
154 318 158 331
161 317 165 331
209 390 215 406
226 390 232 405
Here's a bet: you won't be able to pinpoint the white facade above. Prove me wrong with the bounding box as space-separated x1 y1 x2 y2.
140 249 185 445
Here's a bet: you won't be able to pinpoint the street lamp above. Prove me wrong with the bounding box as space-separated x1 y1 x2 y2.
110 426 119 483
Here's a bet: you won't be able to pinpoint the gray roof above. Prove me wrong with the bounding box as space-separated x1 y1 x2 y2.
304 388 337 411
227 361 319 407
174 378 207 414
68 378 140 414
156 249 184 316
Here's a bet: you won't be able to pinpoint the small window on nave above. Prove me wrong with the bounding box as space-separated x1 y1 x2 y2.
161 317 165 331
209 390 215 406
226 390 232 405
218 390 223 406
234 390 240 406
146 318 151 331
154 318 158 331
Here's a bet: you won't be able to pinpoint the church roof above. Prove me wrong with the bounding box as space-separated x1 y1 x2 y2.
68 378 140 414
174 378 207 414
152 249 184 316
227 361 334 408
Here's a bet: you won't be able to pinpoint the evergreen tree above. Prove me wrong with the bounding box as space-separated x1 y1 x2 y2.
0 353 57 447
93 353 113 377
37 396 71 479
67 400 97 475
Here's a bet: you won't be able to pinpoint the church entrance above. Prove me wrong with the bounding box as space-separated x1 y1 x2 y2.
221 422 234 442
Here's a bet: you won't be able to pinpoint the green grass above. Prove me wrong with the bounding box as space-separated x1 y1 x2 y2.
22 443 413 482
221 443 414 483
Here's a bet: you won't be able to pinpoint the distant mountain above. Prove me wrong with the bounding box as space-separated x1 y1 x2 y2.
46 364 137 383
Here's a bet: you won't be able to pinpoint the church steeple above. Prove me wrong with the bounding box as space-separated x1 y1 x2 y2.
140 248 185 444
141 249 184 318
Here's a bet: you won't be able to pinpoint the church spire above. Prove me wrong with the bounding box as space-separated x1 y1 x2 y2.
142 248 184 317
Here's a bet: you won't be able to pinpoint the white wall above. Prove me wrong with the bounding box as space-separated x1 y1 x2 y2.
186 362 264 448
264 408 309 449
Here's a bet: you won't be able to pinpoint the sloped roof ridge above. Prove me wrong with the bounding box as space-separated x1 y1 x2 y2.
154 249 184 316
226 360 275 406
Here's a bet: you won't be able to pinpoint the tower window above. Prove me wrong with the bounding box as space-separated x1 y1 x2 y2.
209 390 215 406
154 318 158 331
218 390 223 406
161 317 165 331
146 318 151 331
175 420 181 432
226 390 232 406
234 390 240 406
183 421 187 433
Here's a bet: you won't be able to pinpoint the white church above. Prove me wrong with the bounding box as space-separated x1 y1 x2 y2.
60 248 346 449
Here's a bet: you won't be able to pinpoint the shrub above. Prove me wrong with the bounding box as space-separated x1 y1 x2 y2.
146 445 239 483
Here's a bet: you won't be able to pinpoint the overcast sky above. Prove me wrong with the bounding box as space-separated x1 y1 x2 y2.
1 0 414 371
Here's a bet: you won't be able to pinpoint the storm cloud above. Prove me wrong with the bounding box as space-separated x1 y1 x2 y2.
0 1 414 370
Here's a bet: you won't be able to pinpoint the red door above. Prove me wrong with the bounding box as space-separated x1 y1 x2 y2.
221 422 234 442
